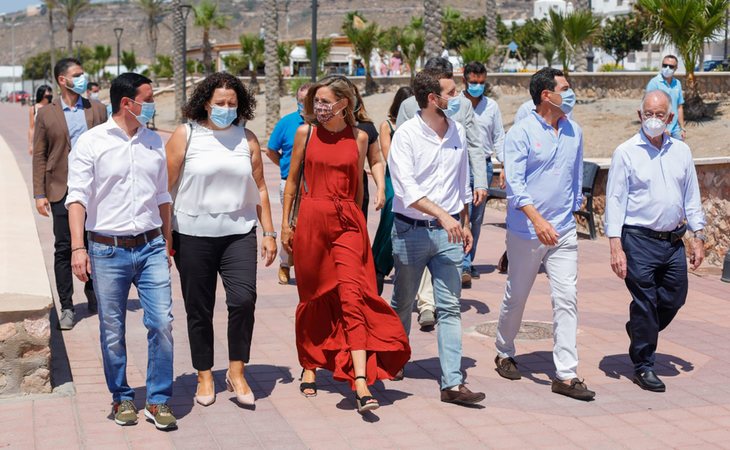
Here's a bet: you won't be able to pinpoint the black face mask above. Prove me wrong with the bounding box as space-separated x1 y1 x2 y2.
45 95 53 103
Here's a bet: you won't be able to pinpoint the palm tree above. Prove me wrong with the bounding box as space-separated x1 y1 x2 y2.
240 34 265 92
423 0 443 59
546 9 600 75
342 12 380 94
399 19 426 81
56 0 92 57
305 38 333 75
637 0 729 118
460 38 495 66
263 0 280 137
44 1 58 81
134 0 168 69
563 10 601 72
193 0 229 76
121 50 138 72
572 0 590 71
91 45 111 81
485 0 498 46
171 0 184 122
276 41 294 94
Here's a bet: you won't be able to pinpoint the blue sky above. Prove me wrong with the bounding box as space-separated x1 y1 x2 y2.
0 1 116 15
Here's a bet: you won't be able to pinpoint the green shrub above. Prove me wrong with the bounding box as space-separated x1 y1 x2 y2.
598 63 623 72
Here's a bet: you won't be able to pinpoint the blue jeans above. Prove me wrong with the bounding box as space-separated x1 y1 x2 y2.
464 158 494 271
89 234 174 404
390 217 465 389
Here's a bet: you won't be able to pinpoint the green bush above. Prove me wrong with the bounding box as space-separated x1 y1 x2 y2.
598 63 623 72
289 77 310 96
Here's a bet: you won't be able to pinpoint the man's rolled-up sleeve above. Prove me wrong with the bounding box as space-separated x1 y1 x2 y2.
65 138 94 209
683 152 705 232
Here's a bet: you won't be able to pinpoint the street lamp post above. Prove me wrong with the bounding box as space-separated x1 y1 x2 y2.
310 0 317 81
11 20 17 103
114 27 123 76
75 40 82 60
586 0 594 72
179 4 193 105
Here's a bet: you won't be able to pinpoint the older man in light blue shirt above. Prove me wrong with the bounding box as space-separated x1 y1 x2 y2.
605 90 705 393
493 68 595 402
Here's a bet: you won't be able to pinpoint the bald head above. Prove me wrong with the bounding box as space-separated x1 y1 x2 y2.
641 90 671 115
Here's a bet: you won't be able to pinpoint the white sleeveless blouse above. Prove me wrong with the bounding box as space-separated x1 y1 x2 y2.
172 122 260 237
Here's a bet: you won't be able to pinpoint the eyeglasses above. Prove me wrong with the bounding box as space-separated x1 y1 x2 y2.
661 64 676 69
642 111 667 120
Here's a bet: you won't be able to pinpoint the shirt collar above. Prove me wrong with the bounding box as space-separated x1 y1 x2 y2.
656 73 676 87
635 128 673 153
531 110 570 131
104 116 146 141
415 111 457 142
61 95 84 111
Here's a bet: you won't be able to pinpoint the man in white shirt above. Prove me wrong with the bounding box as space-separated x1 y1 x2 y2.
66 73 177 430
605 90 705 392
389 69 485 406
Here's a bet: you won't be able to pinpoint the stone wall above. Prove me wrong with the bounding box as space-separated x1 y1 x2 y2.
0 304 52 395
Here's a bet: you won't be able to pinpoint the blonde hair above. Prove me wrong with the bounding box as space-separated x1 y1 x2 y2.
303 76 357 127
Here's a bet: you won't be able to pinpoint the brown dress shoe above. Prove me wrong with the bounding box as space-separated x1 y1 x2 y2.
440 384 486 406
495 356 522 380
551 378 596 401
461 272 472 288
278 266 290 285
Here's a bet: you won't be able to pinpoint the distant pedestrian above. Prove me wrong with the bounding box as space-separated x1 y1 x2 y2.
87 81 101 101
266 82 312 285
66 72 177 430
27 84 53 155
166 72 278 408
646 55 686 140
494 68 595 402
605 90 705 392
32 58 107 329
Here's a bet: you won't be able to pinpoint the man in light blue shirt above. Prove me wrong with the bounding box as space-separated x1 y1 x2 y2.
605 90 705 393
62 95 88 148
646 55 685 140
494 68 595 402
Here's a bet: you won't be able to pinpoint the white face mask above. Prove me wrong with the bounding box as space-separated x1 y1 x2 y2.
642 117 667 138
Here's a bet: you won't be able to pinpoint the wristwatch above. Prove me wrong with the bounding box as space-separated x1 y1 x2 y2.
263 231 277 238
694 231 707 242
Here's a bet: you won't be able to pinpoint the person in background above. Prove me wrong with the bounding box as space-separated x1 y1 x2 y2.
67 72 176 430
266 82 312 285
372 86 413 294
460 61 504 287
605 90 705 392
27 84 53 155
280 77 410 414
494 68 595 402
87 81 101 101
32 58 107 330
646 55 685 140
166 72 277 408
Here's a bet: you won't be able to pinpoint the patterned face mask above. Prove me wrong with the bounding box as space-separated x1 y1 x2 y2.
314 99 344 124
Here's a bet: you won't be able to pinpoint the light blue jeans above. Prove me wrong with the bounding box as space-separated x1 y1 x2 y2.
464 158 494 271
390 217 465 389
89 234 174 404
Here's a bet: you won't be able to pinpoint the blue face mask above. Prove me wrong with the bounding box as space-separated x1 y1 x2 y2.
438 95 461 117
549 88 576 115
129 99 156 126
296 102 304 115
66 74 88 95
209 104 238 128
467 83 485 97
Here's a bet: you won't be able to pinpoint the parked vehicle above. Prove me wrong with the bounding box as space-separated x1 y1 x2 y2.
696 60 729 71
6 90 30 104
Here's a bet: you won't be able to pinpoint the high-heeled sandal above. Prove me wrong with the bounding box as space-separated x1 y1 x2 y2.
299 368 317 398
225 370 255 406
354 376 379 413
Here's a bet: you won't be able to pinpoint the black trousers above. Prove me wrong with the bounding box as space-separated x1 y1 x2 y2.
51 195 94 311
173 229 258 371
622 229 688 372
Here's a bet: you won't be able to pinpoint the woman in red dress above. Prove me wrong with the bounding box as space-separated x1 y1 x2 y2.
281 77 410 413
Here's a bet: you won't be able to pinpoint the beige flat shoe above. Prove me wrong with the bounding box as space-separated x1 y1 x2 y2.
226 370 255 406
194 383 216 407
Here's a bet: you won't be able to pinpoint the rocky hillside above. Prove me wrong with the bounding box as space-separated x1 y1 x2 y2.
0 0 532 67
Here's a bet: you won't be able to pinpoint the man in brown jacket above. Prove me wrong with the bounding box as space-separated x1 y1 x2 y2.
32 57 107 330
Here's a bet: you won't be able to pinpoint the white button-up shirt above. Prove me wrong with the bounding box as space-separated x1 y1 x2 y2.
65 118 172 236
389 112 472 220
462 92 505 160
604 130 705 237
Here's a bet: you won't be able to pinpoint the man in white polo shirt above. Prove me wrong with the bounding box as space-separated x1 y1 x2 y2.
66 73 177 430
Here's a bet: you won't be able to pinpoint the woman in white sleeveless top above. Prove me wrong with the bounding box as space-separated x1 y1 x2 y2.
165 73 277 408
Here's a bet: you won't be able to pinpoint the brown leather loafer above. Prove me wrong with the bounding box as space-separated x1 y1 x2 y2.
440 384 486 406
278 266 290 285
495 356 522 380
551 378 596 401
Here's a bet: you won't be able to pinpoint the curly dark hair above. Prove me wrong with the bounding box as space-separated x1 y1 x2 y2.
182 72 256 125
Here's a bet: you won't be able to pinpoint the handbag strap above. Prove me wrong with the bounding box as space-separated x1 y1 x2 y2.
171 122 194 203
299 124 312 193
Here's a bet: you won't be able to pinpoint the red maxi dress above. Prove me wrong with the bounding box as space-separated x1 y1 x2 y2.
292 125 411 388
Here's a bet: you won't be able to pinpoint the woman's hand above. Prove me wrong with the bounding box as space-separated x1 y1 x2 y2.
261 236 277 267
281 225 294 255
374 188 386 211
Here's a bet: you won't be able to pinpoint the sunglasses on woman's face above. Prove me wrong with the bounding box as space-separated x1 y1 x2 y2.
662 64 676 69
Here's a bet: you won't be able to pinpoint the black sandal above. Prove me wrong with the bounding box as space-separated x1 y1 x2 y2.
354 376 379 413
299 368 317 398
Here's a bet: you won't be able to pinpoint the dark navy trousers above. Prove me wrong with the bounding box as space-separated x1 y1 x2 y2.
622 229 688 372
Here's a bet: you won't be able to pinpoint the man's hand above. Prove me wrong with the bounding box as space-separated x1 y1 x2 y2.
532 215 559 246
71 249 91 282
499 171 506 189
35 198 50 217
609 238 627 279
261 236 278 267
438 213 464 244
473 188 487 206
689 237 705 270
681 129 687 140
462 226 473 254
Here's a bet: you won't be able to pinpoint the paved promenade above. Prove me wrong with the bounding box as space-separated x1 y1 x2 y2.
1 102 729 449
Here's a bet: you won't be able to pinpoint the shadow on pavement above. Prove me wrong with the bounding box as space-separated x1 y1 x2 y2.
49 306 74 393
511 350 555 386
598 353 695 380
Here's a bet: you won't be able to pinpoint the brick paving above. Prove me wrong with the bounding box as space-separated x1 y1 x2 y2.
1 102 729 449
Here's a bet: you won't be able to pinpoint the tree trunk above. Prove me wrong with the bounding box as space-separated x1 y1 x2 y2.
572 0 589 72
423 0 443 60
485 0 498 70
203 29 213 76
171 0 184 123
683 73 707 120
264 0 280 137
67 26 73 58
49 8 56 83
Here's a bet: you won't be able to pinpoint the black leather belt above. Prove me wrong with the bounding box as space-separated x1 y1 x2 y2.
623 225 686 244
395 213 460 229
88 228 162 248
